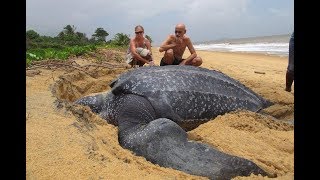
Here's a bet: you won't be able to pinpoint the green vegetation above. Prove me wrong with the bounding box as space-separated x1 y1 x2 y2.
26 24 151 67
26 45 97 66
145 35 153 43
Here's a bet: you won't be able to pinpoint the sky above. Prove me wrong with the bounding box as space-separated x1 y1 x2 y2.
26 0 294 46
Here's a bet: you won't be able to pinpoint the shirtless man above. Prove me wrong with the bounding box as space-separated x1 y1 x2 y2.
159 23 202 66
126 25 154 67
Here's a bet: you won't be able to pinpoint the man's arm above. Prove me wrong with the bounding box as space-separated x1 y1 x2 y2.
179 38 197 65
159 35 176 52
145 39 154 65
145 39 152 57
130 39 150 64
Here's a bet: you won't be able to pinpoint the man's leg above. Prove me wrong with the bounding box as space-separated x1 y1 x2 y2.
160 49 174 66
131 59 145 68
137 60 145 67
285 34 294 92
131 60 137 68
185 56 203 66
285 70 294 92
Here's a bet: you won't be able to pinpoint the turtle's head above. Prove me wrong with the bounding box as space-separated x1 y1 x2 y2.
74 91 114 114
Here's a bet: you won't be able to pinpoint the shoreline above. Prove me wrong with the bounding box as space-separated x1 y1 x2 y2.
196 49 288 58
152 46 288 59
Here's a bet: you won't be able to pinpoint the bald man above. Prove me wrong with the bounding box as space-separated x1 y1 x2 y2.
159 23 202 66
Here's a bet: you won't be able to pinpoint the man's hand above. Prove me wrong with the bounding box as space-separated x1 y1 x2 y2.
169 42 177 48
149 61 155 66
179 60 186 65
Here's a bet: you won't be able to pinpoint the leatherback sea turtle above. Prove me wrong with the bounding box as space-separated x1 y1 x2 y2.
75 65 272 179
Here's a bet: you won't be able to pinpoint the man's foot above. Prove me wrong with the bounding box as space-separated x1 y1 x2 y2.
285 87 291 92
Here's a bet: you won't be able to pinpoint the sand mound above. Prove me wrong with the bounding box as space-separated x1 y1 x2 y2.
27 48 294 179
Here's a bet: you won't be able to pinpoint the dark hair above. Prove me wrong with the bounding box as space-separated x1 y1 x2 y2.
135 25 144 31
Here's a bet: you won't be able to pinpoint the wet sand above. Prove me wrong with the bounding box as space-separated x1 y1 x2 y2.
26 47 294 179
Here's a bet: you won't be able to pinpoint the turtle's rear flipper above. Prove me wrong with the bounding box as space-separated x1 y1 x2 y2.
118 117 269 179
114 94 269 179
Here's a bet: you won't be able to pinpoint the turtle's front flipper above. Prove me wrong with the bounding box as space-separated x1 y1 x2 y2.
74 92 114 114
116 95 268 179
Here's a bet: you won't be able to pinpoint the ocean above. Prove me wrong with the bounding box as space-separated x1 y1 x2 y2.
194 34 291 57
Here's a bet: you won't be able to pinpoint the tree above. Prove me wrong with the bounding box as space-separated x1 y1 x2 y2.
57 25 76 42
92 27 109 42
112 33 130 46
57 31 65 39
76 32 89 43
56 25 77 39
26 30 40 40
56 25 89 45
145 34 153 44
26 30 41 50
63 25 76 35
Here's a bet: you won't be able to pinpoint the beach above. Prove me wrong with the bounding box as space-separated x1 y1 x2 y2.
26 47 294 179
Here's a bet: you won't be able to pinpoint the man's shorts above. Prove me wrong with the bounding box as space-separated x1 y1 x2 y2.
160 57 184 66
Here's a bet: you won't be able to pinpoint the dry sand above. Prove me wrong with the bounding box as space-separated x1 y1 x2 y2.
26 47 294 179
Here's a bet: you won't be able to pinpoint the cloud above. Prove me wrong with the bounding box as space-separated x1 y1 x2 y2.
26 0 294 44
